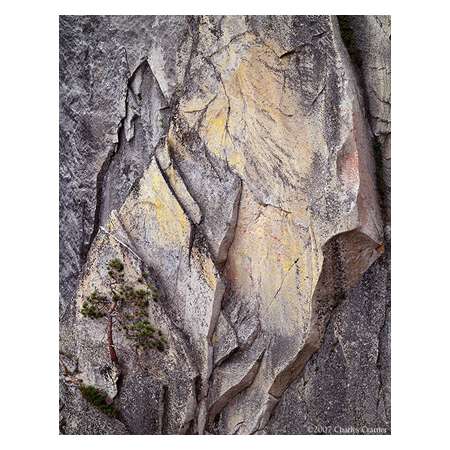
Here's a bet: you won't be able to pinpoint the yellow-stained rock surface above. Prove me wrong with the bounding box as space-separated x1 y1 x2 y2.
60 15 390 435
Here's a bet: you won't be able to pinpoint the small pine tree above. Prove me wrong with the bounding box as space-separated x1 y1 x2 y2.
80 258 166 372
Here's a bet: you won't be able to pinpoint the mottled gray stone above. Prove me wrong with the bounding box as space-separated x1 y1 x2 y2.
266 248 391 435
59 15 191 310
60 15 390 435
60 380 128 435
117 374 165 434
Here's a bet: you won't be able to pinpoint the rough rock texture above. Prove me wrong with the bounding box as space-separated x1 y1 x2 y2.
60 15 390 435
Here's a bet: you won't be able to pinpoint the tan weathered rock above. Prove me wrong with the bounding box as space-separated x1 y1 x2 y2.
170 15 383 434
60 15 390 434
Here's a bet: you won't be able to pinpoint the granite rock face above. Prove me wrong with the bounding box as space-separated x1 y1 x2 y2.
59 15 390 435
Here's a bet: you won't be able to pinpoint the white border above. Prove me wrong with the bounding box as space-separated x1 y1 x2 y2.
1 1 449 448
